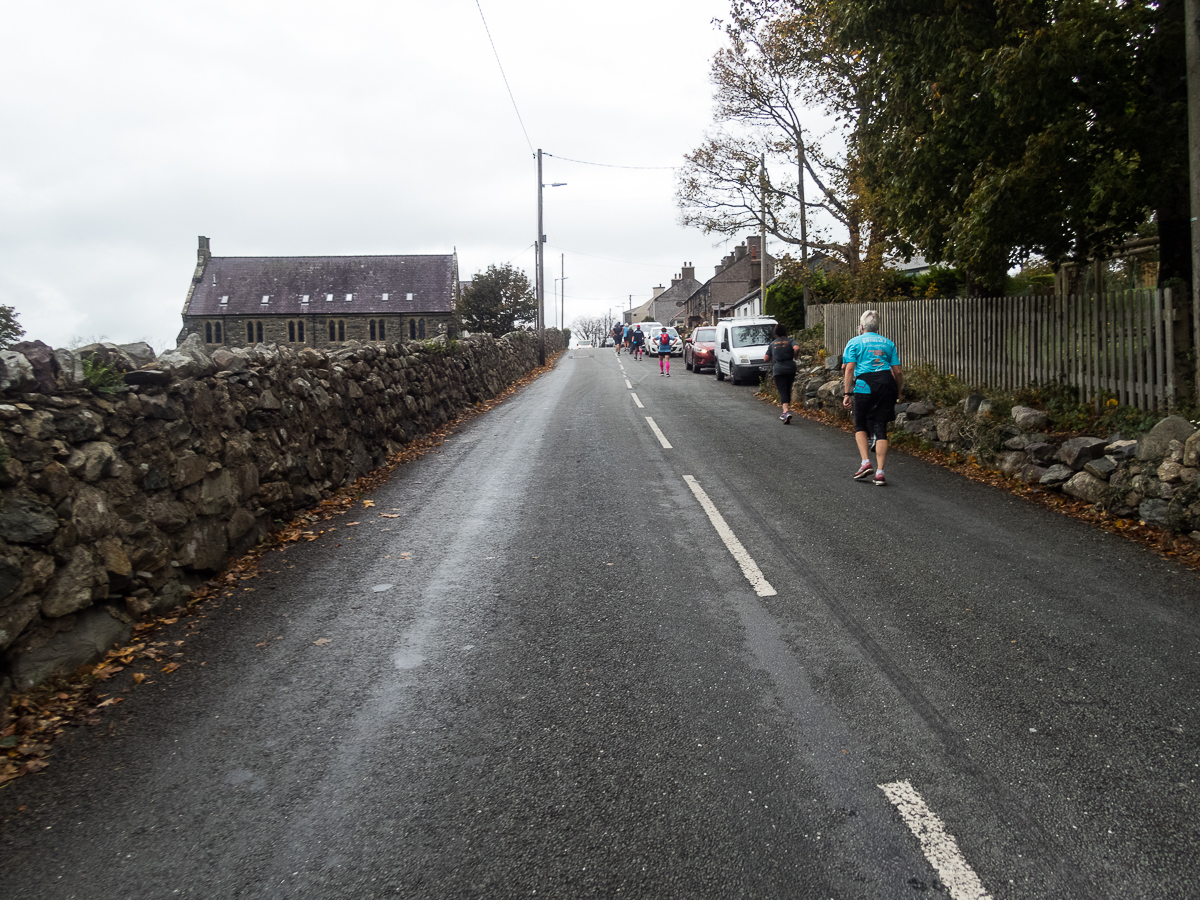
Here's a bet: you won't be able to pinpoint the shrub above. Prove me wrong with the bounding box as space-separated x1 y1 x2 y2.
81 355 125 394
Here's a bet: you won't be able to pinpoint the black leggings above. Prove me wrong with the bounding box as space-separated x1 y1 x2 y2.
774 374 795 405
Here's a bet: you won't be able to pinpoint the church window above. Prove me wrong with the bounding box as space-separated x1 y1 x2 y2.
418 319 426 338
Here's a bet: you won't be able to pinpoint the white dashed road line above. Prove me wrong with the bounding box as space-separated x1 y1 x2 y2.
625 378 632 389
682 476 776 597
645 416 672 449
878 780 993 900
631 393 644 409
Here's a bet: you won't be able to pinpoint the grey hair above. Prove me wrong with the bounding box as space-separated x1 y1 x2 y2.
860 310 880 332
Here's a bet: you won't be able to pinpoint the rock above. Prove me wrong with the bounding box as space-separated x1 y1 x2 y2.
1025 442 1057 464
1039 464 1073 487
1063 471 1109 504
41 545 106 617
75 342 138 372
976 398 995 417
1137 416 1197 461
7 606 133 691
118 342 156 368
1059 436 1108 470
998 451 1027 477
1084 456 1118 480
1003 435 1030 451
155 334 215 378
1180 467 1199 485
1016 464 1048 484
54 349 85 386
1185 431 1200 468
0 496 58 544
906 401 935 419
0 556 23 600
1139 498 1170 527
212 348 250 373
1158 460 1184 484
124 369 171 387
1106 439 1139 461
55 409 105 442
817 380 845 401
935 412 960 444
958 393 985 414
69 486 111 542
1012 406 1050 430
0 596 39 650
176 517 229 571
0 350 37 393
10 341 62 393
66 441 116 482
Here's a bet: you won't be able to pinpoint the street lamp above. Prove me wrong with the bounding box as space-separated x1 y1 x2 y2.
536 148 566 364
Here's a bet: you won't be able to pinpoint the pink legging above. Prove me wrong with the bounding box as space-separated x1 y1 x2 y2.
659 352 670 374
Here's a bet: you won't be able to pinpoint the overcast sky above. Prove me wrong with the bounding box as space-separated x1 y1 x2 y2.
2 0 818 352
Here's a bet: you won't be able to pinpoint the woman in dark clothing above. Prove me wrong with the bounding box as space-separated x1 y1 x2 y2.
764 322 801 423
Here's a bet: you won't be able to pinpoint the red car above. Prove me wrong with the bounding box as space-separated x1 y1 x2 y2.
684 326 717 373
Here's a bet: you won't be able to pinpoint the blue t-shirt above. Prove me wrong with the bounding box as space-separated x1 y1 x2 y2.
843 332 899 393
656 331 671 352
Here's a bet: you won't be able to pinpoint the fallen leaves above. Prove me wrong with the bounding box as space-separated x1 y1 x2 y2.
312 638 332 646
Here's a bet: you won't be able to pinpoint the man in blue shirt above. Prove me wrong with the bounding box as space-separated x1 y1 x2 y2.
841 310 903 486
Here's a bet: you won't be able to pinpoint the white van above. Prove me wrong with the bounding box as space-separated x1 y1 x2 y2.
714 316 778 384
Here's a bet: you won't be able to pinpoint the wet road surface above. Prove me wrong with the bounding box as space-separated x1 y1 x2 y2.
2 346 1199 898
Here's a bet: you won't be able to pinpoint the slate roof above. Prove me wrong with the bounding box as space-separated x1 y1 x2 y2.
184 253 457 317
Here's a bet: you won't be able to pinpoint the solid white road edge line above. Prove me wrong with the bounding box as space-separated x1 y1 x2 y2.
631 393 644 409
878 780 993 900
682 476 776 598
644 417 672 449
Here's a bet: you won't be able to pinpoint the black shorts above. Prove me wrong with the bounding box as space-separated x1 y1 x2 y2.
852 372 898 440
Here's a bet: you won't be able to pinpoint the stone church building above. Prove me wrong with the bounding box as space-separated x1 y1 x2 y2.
178 236 459 349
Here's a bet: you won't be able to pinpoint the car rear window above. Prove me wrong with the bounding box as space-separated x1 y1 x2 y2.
731 323 776 347
693 327 715 341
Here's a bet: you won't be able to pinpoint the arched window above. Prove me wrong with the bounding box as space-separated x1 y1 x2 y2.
418 319 426 338
255 321 263 343
214 322 222 343
205 322 213 343
297 320 304 342
247 321 254 343
288 321 296 342
378 320 386 340
337 320 345 341
329 320 336 342
369 320 376 340
409 319 416 339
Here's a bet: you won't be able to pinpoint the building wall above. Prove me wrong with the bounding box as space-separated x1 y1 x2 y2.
180 313 457 350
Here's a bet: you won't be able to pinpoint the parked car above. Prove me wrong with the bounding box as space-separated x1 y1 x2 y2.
684 325 717 373
640 323 684 356
714 316 778 384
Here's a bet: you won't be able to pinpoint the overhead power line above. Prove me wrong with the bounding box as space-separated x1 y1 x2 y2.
545 153 678 171
474 0 534 154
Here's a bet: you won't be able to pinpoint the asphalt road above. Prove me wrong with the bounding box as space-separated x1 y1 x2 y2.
2 346 1199 899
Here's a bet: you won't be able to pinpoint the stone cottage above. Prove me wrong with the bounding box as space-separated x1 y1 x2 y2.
178 237 459 349
679 236 775 327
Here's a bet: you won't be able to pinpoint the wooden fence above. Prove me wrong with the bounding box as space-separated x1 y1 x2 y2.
816 290 1176 411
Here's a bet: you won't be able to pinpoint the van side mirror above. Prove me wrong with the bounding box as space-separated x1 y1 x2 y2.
721 339 729 350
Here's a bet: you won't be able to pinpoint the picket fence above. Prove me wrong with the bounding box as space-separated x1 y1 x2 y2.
817 290 1176 411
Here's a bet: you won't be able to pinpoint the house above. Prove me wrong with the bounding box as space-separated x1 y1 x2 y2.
624 264 704 326
678 236 776 327
178 236 460 349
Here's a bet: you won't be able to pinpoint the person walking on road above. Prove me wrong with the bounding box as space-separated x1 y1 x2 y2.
841 310 902 486
656 327 672 376
612 321 624 354
764 323 801 424
631 324 645 360
623 323 634 355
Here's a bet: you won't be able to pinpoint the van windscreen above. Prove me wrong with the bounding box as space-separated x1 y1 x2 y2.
731 323 775 347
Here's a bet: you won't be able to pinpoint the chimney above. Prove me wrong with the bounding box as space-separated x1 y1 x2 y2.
671 273 681 287
198 235 211 265
735 242 748 261
682 262 695 282
652 284 666 299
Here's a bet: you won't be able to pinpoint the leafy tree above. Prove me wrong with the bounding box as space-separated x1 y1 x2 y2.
0 305 25 349
459 264 536 336
829 0 1190 291
677 0 883 275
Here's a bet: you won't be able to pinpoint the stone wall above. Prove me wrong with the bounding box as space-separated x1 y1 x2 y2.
0 329 565 698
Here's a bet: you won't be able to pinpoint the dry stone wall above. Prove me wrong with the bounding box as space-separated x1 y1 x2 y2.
0 329 565 699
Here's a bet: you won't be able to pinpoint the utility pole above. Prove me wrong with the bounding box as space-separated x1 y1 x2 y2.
798 137 810 316
560 253 567 334
1188 0 1200 402
760 155 770 316
536 149 545 365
